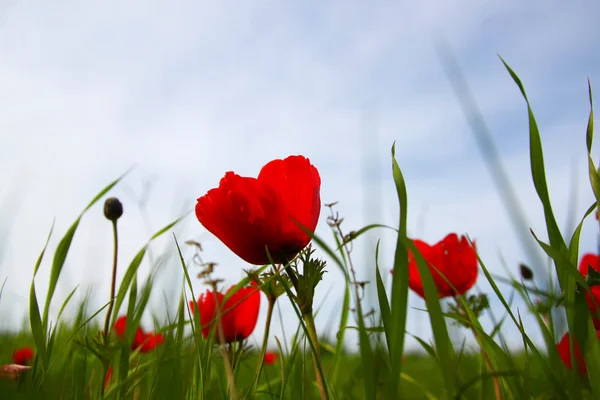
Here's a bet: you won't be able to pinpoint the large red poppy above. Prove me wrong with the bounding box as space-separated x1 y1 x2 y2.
578 253 600 329
12 347 34 365
190 285 261 343
556 330 600 376
406 233 478 298
195 155 321 265
113 315 164 353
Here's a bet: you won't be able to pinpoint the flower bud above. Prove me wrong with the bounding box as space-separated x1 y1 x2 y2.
519 263 533 281
104 197 123 222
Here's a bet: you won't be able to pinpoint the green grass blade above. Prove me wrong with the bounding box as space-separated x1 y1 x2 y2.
478 255 567 398
388 143 410 397
29 222 55 374
500 57 566 256
42 173 131 332
173 235 205 400
586 79 594 154
329 279 350 387
111 217 182 323
407 240 457 397
42 218 80 331
374 240 392 354
82 167 132 213
584 81 600 208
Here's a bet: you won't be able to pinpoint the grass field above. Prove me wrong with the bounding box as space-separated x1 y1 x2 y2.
0 59 599 400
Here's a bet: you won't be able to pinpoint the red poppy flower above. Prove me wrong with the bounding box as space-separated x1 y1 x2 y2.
190 285 261 343
195 155 321 265
578 253 600 329
12 347 34 365
556 330 600 376
405 233 478 298
264 351 278 365
113 315 164 353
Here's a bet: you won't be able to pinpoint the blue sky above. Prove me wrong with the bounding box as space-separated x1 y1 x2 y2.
0 1 599 352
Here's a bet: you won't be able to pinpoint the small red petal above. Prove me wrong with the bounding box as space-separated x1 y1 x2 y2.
264 352 278 365
113 316 128 338
105 367 113 388
12 347 34 366
555 331 600 376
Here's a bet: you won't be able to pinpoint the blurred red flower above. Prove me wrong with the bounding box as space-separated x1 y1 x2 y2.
556 330 600 376
404 233 478 298
195 155 321 265
12 347 34 365
264 351 278 365
105 367 113 388
579 253 600 329
140 333 164 353
113 315 164 353
190 285 261 343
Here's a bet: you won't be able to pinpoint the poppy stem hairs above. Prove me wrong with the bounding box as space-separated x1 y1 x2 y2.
288 248 328 400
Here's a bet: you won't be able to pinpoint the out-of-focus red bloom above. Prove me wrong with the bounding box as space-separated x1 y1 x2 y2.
105 367 113 388
190 285 261 343
113 315 164 353
264 351 278 365
140 333 164 353
578 254 600 329
556 330 600 376
403 233 478 299
195 155 321 265
12 347 34 365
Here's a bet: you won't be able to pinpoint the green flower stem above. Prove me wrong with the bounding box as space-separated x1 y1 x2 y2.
471 328 502 400
101 219 119 399
212 290 238 400
303 312 328 400
248 297 276 397
453 295 502 399
103 220 119 344
219 344 238 400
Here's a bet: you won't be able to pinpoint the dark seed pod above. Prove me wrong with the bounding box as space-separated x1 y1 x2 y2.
519 263 533 281
104 197 123 222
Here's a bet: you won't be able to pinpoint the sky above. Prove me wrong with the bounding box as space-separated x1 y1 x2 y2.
0 1 599 353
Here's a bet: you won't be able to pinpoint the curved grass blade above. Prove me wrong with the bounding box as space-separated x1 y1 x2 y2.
584 81 600 205
329 279 350 387
389 143 410 397
30 222 55 373
111 217 182 323
407 239 457 397
375 240 391 349
41 171 130 332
